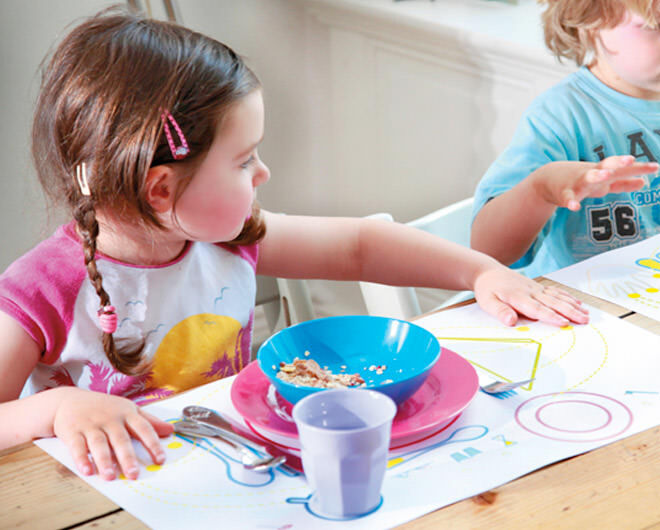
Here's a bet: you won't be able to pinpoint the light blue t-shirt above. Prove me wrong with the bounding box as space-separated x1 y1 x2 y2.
473 66 660 278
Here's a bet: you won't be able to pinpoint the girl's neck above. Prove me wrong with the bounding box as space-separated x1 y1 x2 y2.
91 213 188 266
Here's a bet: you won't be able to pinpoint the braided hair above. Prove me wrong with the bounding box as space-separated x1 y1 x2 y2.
32 7 264 374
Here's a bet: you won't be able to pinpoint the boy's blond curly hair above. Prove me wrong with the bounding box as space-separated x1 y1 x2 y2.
540 0 659 64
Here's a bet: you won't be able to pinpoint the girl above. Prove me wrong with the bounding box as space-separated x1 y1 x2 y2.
472 0 660 278
0 8 587 481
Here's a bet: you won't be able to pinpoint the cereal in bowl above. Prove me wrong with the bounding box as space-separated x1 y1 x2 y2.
277 358 365 388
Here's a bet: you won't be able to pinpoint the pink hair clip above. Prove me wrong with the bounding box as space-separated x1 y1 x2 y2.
161 111 189 160
98 305 118 334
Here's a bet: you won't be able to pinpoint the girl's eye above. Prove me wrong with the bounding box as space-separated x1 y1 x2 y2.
240 155 256 169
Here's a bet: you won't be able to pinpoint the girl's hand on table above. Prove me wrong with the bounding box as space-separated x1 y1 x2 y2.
473 266 589 327
52 387 174 481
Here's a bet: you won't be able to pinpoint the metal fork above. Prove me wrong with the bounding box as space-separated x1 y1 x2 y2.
478 373 535 398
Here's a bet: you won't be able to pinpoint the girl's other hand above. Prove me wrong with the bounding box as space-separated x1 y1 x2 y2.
535 156 659 211
52 387 174 481
473 266 589 327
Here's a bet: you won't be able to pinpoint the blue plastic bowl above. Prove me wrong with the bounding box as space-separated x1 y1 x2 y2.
257 315 441 405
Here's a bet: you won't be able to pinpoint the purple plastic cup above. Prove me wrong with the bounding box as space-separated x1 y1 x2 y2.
292 388 397 519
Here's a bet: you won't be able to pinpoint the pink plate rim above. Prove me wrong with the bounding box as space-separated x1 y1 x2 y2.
230 347 478 442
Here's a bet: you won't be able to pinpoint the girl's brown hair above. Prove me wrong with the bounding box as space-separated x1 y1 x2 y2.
540 0 659 65
32 7 265 375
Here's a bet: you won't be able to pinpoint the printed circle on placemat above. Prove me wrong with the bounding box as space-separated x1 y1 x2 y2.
515 392 633 442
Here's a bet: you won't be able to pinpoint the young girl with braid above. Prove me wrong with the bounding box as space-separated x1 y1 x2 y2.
0 8 588 481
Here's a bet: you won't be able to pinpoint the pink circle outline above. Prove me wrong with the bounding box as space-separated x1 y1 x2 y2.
535 400 612 433
515 391 633 442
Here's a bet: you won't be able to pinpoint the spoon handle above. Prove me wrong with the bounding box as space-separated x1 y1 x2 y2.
182 407 273 454
183 405 236 431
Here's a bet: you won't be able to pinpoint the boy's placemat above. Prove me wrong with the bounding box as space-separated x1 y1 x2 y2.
547 234 660 320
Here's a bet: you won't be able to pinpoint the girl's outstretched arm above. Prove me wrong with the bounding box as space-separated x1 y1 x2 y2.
257 211 589 326
0 311 173 480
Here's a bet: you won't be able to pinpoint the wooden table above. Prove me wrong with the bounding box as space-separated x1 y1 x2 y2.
2 278 660 529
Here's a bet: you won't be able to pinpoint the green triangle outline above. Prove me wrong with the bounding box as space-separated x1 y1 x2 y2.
436 336 541 391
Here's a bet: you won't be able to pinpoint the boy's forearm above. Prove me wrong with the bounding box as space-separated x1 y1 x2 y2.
471 172 556 265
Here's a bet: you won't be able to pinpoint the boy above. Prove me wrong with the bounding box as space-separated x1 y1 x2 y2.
471 0 660 278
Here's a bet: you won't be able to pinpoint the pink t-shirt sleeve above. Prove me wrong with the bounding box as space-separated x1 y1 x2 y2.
0 224 86 363
217 241 259 271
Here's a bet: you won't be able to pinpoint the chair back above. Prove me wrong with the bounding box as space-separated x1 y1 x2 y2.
359 198 476 319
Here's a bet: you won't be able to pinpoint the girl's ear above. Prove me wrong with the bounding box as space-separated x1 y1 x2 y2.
145 165 177 213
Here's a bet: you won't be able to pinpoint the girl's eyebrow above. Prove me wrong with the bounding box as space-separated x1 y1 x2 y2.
233 137 263 161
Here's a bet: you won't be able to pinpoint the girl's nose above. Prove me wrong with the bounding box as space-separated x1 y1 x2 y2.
254 159 270 187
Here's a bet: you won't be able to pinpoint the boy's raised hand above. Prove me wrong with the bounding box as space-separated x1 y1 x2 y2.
473 265 589 327
52 387 173 481
535 155 659 211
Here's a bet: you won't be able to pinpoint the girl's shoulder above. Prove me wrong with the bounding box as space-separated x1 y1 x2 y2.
0 222 87 352
1 222 85 284
212 241 259 271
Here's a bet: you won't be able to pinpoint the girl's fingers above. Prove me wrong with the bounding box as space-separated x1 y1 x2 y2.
510 295 571 327
104 425 141 480
84 429 116 480
541 285 584 306
534 289 589 324
127 413 168 467
141 409 175 437
62 431 94 476
475 292 519 326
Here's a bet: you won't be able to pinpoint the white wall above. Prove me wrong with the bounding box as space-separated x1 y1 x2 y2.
0 0 116 271
0 0 320 272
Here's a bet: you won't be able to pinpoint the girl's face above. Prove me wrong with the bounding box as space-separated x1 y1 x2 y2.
173 90 270 242
591 10 660 99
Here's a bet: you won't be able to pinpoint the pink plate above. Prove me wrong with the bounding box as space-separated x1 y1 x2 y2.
231 347 478 447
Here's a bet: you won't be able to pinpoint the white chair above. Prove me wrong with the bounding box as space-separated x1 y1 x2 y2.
253 276 316 356
253 211 317 348
359 198 475 320
256 276 315 331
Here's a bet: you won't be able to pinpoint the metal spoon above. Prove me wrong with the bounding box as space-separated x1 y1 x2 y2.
182 405 281 455
182 406 303 474
173 420 286 472
183 405 240 432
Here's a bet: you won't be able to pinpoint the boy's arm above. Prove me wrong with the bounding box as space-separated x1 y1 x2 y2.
471 167 557 266
471 157 656 265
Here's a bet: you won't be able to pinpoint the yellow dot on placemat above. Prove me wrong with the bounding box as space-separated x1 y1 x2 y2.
646 288 659 293
167 441 183 450
516 326 530 332
560 325 573 330
146 464 162 472
387 457 404 468
628 293 641 298
654 274 660 279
